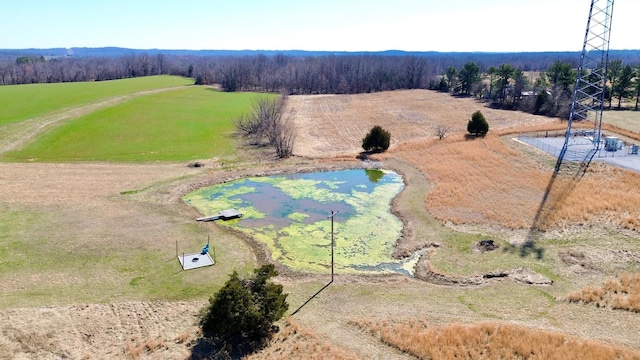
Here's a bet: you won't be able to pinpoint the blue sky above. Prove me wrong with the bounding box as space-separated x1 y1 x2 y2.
2 0 637 52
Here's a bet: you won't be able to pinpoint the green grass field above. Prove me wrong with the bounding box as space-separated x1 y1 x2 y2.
0 202 258 308
0 75 193 127
603 108 640 133
3 86 267 162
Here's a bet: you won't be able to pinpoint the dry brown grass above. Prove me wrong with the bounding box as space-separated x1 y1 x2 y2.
123 336 167 359
602 123 640 143
393 134 549 229
0 301 203 359
568 273 640 312
389 133 640 232
246 318 359 360
289 89 557 158
289 90 640 233
353 319 640 360
1 327 58 355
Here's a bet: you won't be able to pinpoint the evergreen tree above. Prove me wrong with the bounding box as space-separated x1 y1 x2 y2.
467 110 489 136
634 64 640 110
614 64 634 108
495 64 516 105
200 264 288 344
458 62 480 95
362 125 391 153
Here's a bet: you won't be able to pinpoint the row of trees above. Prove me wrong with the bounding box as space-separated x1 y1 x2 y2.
435 59 640 120
0 53 439 89
3 52 638 117
0 53 185 84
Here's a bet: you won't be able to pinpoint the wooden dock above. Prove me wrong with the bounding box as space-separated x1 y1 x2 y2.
197 208 243 222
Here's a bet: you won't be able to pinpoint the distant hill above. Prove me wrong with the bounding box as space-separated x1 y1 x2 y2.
1 48 639 74
2 46 640 62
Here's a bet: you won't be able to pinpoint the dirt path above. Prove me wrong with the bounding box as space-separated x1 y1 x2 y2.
0 86 187 155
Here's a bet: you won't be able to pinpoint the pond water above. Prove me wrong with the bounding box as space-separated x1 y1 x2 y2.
184 169 420 275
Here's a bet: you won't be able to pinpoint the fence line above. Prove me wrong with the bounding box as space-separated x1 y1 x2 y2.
517 134 639 161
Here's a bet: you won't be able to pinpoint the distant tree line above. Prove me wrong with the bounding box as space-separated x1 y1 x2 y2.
2 51 639 114
0 53 180 84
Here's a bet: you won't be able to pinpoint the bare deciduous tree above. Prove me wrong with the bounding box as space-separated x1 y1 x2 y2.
235 93 294 158
435 125 449 140
269 109 295 158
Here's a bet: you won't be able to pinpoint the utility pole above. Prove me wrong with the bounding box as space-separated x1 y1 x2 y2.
328 210 339 282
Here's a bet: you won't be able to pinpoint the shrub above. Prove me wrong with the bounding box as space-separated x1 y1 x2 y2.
362 125 391 153
467 110 489 136
200 264 288 345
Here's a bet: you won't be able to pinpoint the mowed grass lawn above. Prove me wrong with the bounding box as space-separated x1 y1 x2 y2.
3 87 267 162
602 109 640 133
0 75 193 126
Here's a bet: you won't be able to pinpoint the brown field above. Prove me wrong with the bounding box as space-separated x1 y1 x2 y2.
354 319 640 359
2 89 640 359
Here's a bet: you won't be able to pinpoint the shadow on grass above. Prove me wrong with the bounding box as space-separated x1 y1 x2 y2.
291 280 332 316
190 335 268 360
502 241 545 260
522 148 595 258
464 133 487 140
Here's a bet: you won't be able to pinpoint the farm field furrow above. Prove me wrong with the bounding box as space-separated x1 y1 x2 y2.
289 90 556 157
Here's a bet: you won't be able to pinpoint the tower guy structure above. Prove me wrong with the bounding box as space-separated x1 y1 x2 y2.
556 0 615 172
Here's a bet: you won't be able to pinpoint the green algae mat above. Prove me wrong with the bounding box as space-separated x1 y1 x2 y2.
184 169 421 274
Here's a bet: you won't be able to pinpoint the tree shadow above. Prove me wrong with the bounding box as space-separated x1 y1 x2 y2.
190 336 268 360
464 133 487 140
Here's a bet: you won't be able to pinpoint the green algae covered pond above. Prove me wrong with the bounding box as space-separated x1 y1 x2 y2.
184 169 421 275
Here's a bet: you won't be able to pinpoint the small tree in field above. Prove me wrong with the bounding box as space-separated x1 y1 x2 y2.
435 125 449 140
467 110 489 136
200 264 288 350
362 125 391 153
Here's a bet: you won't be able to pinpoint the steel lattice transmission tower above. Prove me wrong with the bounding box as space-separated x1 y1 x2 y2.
556 0 615 171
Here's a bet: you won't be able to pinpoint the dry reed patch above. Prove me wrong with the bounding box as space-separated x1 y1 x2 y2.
568 273 640 312
245 318 359 360
393 134 550 229
542 164 640 231
392 133 640 231
354 319 640 360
